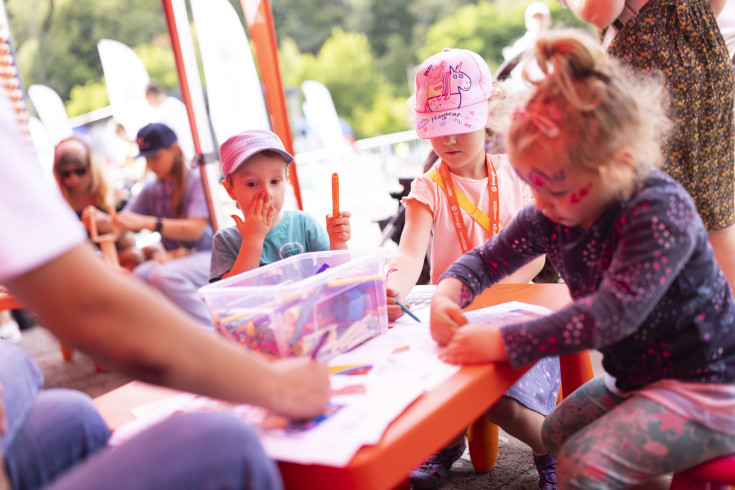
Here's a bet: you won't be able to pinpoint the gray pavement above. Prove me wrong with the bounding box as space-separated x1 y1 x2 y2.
16 324 604 489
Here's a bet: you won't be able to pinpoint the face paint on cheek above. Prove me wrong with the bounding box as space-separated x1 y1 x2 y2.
569 181 593 204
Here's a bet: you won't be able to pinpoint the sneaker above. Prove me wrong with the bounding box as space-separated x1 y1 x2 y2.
0 320 22 343
533 453 558 489
409 438 467 489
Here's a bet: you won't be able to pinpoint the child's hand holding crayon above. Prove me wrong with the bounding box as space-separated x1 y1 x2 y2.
429 278 470 346
326 173 351 250
326 210 351 250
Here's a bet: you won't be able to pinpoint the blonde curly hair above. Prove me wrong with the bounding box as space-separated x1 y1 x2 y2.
508 28 672 199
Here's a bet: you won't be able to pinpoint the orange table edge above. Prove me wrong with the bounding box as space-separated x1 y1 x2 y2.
94 283 593 490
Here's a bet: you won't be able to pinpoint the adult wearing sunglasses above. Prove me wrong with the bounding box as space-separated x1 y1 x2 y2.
53 137 145 270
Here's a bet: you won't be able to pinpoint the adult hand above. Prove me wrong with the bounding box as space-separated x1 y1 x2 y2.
429 293 467 346
114 211 152 232
267 358 330 419
439 323 507 364
81 206 116 236
233 193 274 243
326 210 352 248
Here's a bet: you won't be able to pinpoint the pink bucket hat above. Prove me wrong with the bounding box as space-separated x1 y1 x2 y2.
220 129 294 179
414 48 493 139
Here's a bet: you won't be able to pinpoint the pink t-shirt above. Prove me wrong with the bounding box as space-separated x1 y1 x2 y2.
404 154 534 283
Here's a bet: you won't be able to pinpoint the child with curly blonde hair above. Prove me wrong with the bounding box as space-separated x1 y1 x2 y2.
433 28 735 489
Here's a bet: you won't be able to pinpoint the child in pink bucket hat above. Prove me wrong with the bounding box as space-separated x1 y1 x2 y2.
387 48 559 489
210 129 351 281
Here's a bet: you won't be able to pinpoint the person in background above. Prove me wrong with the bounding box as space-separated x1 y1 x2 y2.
559 0 735 289
387 48 556 489
53 136 144 270
503 2 554 62
434 28 735 489
144 80 195 163
106 123 214 328
0 94 329 490
210 129 351 281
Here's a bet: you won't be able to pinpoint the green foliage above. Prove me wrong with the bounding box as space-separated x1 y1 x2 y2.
279 28 406 140
65 79 109 117
7 0 592 140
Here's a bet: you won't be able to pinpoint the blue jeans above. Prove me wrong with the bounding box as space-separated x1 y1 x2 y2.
132 250 213 329
47 412 284 490
2 343 283 489
1 343 110 490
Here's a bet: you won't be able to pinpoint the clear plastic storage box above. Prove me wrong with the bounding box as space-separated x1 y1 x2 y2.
197 249 388 360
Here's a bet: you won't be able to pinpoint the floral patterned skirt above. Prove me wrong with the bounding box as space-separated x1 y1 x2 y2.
609 0 735 230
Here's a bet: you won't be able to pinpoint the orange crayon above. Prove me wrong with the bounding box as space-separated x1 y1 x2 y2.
331 172 339 219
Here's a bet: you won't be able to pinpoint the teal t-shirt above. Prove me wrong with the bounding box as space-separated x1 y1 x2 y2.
209 210 330 281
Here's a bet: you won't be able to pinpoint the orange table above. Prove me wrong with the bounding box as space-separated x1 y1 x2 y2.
94 283 592 490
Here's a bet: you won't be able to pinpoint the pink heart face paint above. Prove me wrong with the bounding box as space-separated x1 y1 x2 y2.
570 182 593 204
510 151 620 230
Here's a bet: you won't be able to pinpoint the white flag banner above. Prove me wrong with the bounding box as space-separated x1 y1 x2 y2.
27 115 55 182
190 0 270 144
171 0 214 155
301 80 344 151
27 84 73 146
97 39 150 141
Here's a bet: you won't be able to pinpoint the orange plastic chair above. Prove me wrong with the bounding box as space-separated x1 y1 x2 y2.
467 350 595 471
670 454 735 490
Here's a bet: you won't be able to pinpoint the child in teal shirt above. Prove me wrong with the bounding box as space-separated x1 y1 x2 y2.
210 129 351 281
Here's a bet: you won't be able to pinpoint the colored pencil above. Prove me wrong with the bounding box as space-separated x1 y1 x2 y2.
394 297 421 323
311 330 331 359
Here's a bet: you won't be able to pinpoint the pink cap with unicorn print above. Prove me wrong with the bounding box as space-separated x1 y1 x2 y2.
414 48 493 139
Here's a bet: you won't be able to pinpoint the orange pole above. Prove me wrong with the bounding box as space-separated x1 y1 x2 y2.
241 0 304 210
160 0 220 231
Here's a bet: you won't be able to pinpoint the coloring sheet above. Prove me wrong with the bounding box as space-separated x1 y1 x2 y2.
111 293 551 467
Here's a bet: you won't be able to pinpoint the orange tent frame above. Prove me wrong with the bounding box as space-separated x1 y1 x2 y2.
160 0 304 222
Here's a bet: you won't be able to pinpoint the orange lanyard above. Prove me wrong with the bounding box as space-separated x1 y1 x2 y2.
437 154 499 254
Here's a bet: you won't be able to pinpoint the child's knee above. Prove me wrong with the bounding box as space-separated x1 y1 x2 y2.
541 412 558 455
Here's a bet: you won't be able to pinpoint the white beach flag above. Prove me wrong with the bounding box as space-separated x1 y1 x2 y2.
190 0 270 144
97 39 150 140
27 84 73 146
301 80 345 151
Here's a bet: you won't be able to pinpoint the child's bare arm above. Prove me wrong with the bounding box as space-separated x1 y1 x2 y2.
326 210 351 250
385 200 433 320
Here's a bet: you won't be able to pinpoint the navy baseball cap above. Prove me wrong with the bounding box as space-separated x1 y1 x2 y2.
134 123 178 158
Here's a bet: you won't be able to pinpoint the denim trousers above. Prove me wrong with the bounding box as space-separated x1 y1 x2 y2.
132 250 214 329
1 343 110 490
2 343 283 489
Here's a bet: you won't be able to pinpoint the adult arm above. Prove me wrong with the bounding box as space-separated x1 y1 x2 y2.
6 244 328 418
563 0 625 29
115 212 208 242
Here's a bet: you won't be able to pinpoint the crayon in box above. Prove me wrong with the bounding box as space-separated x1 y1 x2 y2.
197 249 388 361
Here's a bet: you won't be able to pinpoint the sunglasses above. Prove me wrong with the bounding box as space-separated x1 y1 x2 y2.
57 167 88 180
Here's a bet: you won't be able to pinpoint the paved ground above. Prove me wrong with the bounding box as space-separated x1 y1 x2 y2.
15 323 603 489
